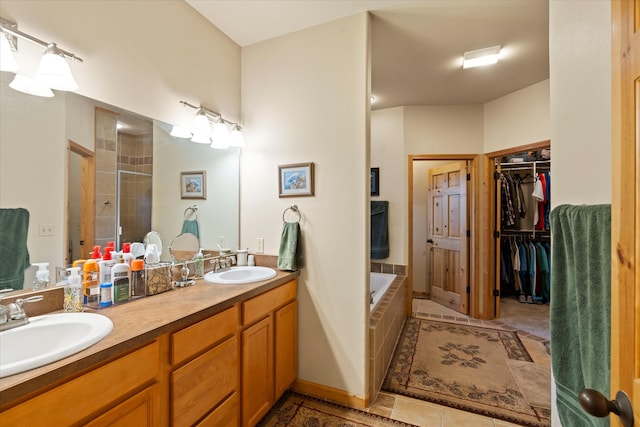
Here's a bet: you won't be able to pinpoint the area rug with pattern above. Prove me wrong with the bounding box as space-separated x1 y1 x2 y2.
258 390 417 427
382 318 550 427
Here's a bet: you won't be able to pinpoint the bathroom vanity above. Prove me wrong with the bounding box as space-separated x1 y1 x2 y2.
0 270 298 427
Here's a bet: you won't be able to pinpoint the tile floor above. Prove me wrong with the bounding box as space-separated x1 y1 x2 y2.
365 298 551 427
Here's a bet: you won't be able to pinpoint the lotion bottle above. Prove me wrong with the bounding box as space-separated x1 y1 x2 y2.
111 254 130 304
194 248 204 278
64 267 83 312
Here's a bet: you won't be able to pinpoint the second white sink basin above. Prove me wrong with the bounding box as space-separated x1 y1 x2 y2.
0 312 113 378
204 266 277 284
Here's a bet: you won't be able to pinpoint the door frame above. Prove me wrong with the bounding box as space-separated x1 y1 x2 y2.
484 139 551 319
66 140 95 265
408 154 481 318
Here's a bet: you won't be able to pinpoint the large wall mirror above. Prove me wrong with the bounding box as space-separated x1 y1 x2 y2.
0 73 239 289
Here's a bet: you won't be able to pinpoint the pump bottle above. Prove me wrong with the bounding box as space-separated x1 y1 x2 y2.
64 267 83 312
111 254 130 304
32 263 50 290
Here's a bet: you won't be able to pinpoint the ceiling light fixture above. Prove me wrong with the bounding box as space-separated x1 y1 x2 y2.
462 45 501 69
0 16 83 95
175 101 244 149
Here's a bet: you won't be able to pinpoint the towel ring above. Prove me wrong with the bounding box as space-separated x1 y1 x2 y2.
184 205 198 221
282 205 301 223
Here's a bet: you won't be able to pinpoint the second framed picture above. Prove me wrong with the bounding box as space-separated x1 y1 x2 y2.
279 162 314 197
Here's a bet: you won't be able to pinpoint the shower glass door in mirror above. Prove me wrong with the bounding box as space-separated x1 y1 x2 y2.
117 171 152 248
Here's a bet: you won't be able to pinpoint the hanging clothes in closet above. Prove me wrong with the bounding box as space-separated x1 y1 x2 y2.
501 236 550 304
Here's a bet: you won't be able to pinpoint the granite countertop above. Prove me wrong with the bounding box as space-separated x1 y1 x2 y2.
0 268 298 407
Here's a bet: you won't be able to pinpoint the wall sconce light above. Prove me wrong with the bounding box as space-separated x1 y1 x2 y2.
462 45 501 69
0 16 83 96
173 101 244 149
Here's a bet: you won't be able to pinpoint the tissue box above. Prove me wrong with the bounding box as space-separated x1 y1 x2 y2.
145 262 173 295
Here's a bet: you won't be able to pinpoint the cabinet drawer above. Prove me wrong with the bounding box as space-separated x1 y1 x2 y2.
172 335 239 427
197 392 239 427
172 304 238 365
242 280 297 325
0 341 160 425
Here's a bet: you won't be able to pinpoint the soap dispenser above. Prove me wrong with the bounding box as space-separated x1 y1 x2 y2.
64 267 83 312
32 263 50 290
194 248 204 278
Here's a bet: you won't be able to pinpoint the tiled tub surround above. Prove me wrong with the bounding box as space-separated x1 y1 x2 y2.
369 272 406 404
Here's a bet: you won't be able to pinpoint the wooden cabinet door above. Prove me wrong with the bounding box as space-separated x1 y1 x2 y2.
242 316 274 427
275 300 297 399
85 384 161 427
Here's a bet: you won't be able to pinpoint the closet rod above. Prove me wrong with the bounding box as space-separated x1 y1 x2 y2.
499 165 550 172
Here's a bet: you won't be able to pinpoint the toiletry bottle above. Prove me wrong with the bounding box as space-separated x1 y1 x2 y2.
32 262 50 290
99 283 113 307
195 248 204 278
82 261 99 307
122 243 135 266
64 267 83 312
130 259 146 298
111 254 130 304
98 248 115 286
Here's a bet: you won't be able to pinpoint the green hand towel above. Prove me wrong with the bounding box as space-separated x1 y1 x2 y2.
278 222 301 271
549 204 610 427
0 208 31 290
181 219 200 240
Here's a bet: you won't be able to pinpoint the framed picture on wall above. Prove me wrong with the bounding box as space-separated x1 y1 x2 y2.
180 171 207 199
279 162 314 197
371 167 380 196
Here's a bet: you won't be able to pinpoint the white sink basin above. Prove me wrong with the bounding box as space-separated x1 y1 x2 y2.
0 313 113 378
204 266 277 284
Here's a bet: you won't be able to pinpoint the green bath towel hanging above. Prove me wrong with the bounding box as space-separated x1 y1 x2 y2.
0 208 31 290
278 222 302 271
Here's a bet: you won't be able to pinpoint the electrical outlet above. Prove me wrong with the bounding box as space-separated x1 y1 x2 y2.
39 224 54 236
256 238 264 253
217 236 226 247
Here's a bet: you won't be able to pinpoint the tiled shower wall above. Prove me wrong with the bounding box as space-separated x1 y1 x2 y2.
94 109 118 250
117 132 153 244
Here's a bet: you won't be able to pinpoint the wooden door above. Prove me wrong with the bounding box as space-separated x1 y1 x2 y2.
427 161 469 314
610 1 640 425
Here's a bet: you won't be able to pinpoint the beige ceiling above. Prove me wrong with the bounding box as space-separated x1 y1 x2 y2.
186 0 549 110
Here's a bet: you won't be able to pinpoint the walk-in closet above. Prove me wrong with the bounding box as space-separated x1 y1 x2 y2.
491 142 551 332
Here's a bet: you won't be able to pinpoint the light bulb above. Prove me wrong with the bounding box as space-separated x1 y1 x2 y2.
210 120 230 149
229 125 245 147
36 44 78 91
9 74 54 97
170 125 192 139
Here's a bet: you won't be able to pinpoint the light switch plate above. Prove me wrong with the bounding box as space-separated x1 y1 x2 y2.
39 224 54 236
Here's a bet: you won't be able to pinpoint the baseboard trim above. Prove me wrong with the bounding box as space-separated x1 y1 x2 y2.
290 379 369 409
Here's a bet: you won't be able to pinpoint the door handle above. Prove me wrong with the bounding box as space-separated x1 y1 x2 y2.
579 389 634 427
427 239 433 243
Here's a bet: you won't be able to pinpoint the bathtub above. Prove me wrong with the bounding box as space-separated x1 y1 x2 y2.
370 272 396 312
369 271 406 403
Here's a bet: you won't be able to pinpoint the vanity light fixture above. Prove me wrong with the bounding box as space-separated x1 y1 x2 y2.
462 45 501 69
175 101 245 149
8 74 53 97
229 124 245 148
0 17 83 94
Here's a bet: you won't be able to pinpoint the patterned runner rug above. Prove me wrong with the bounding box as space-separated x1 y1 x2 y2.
383 318 551 427
258 391 417 427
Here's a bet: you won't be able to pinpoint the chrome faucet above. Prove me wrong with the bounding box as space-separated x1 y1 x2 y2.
0 295 44 332
211 255 236 273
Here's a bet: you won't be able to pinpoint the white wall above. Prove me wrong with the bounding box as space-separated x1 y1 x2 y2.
241 14 370 397
549 2 611 426
484 79 550 153
550 0 611 207
0 73 66 279
371 107 405 265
